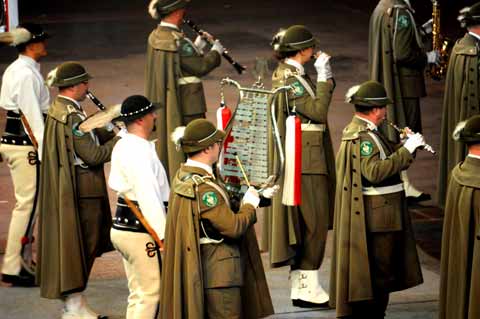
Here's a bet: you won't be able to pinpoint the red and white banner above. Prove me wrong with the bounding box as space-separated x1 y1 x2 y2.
282 114 302 206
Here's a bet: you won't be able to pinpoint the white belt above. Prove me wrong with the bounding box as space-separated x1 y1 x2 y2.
301 123 326 132
199 237 224 245
362 183 404 196
178 76 201 85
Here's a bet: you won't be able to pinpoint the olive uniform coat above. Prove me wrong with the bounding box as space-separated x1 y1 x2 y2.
262 62 335 269
437 34 480 207
439 156 480 319
159 164 274 319
369 0 427 141
145 25 221 179
36 96 118 299
330 117 423 317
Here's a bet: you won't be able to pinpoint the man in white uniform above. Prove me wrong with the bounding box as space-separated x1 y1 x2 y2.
109 95 169 319
0 23 50 287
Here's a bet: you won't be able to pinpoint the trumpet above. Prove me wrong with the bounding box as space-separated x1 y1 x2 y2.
183 19 246 74
387 121 436 154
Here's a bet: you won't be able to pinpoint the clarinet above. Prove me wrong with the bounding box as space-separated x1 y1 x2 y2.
86 91 106 111
183 19 246 75
387 121 436 154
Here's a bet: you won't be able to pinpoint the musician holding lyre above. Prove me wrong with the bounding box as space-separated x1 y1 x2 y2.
146 0 225 179
268 25 335 308
369 0 440 204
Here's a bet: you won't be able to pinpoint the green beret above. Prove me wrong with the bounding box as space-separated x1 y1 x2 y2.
174 119 225 154
345 80 393 107
50 62 92 88
453 115 480 144
271 25 317 53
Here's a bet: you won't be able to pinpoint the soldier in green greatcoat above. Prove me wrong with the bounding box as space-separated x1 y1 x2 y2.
439 115 480 319
160 119 274 319
437 3 480 207
264 25 335 308
369 0 439 203
145 0 223 179
330 81 424 318
37 62 120 318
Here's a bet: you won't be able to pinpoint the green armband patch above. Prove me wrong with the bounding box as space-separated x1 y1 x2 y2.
292 81 305 97
72 122 85 137
202 191 219 208
360 141 374 156
181 42 195 57
397 14 410 30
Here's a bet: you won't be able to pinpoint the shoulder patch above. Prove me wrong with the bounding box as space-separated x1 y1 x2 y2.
291 80 305 97
360 140 374 156
202 191 218 208
397 14 410 30
181 41 195 57
72 122 85 137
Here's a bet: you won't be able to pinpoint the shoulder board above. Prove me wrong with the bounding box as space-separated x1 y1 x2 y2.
173 180 196 199
454 35 478 56
48 99 81 124
148 27 180 52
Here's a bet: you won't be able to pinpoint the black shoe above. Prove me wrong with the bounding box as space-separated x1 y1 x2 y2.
292 299 330 308
407 193 431 205
1 272 37 287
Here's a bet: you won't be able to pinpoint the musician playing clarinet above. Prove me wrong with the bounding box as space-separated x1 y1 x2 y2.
330 80 425 319
146 0 224 179
37 62 120 319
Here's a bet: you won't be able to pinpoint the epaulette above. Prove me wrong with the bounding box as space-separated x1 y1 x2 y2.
173 173 211 199
387 4 407 16
148 27 180 52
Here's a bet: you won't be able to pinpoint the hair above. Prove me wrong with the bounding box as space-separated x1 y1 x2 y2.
274 50 299 61
354 104 386 114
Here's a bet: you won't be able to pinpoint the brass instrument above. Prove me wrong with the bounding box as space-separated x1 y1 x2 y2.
428 0 452 81
387 121 436 154
183 19 246 74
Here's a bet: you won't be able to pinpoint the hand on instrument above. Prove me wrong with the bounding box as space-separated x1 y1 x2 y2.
211 39 225 54
399 126 413 141
314 51 333 82
194 35 208 51
200 30 214 42
427 50 440 65
421 18 433 35
260 185 280 199
242 186 260 209
403 133 426 154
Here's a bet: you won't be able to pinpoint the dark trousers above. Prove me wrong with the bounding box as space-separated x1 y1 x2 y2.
403 97 422 134
344 294 389 319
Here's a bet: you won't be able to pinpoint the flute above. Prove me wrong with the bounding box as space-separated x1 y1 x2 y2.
183 19 246 75
387 121 436 154
86 91 106 111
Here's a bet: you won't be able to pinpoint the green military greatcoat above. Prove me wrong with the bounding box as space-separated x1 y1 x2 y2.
330 117 423 317
145 25 221 179
437 34 480 207
262 62 335 269
439 156 480 319
36 96 118 299
369 0 427 140
160 165 274 319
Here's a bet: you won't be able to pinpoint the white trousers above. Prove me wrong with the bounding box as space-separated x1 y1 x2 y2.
0 144 36 275
110 228 160 319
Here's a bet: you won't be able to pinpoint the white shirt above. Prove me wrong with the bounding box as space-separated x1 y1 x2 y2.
0 55 50 155
285 58 305 75
468 154 480 160
469 31 480 41
109 133 170 240
160 21 180 31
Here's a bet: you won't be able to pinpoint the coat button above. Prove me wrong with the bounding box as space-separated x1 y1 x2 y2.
476 235 480 240
353 183 358 187
344 187 348 191
352 154 357 159
352 169 357 173
354 197 359 201
355 211 360 215
187 247 191 251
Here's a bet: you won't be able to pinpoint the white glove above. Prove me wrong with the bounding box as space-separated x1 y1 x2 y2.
211 39 225 55
427 50 440 65
403 133 425 154
421 18 433 35
194 35 208 51
242 186 260 209
314 51 333 82
260 185 280 199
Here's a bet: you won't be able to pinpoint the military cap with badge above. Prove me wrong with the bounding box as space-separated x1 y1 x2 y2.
458 2 480 28
47 61 92 88
271 25 317 53
345 80 393 107
171 118 225 153
148 0 191 19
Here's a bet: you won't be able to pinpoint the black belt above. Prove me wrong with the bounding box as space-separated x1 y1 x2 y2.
2 111 32 146
112 198 148 233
